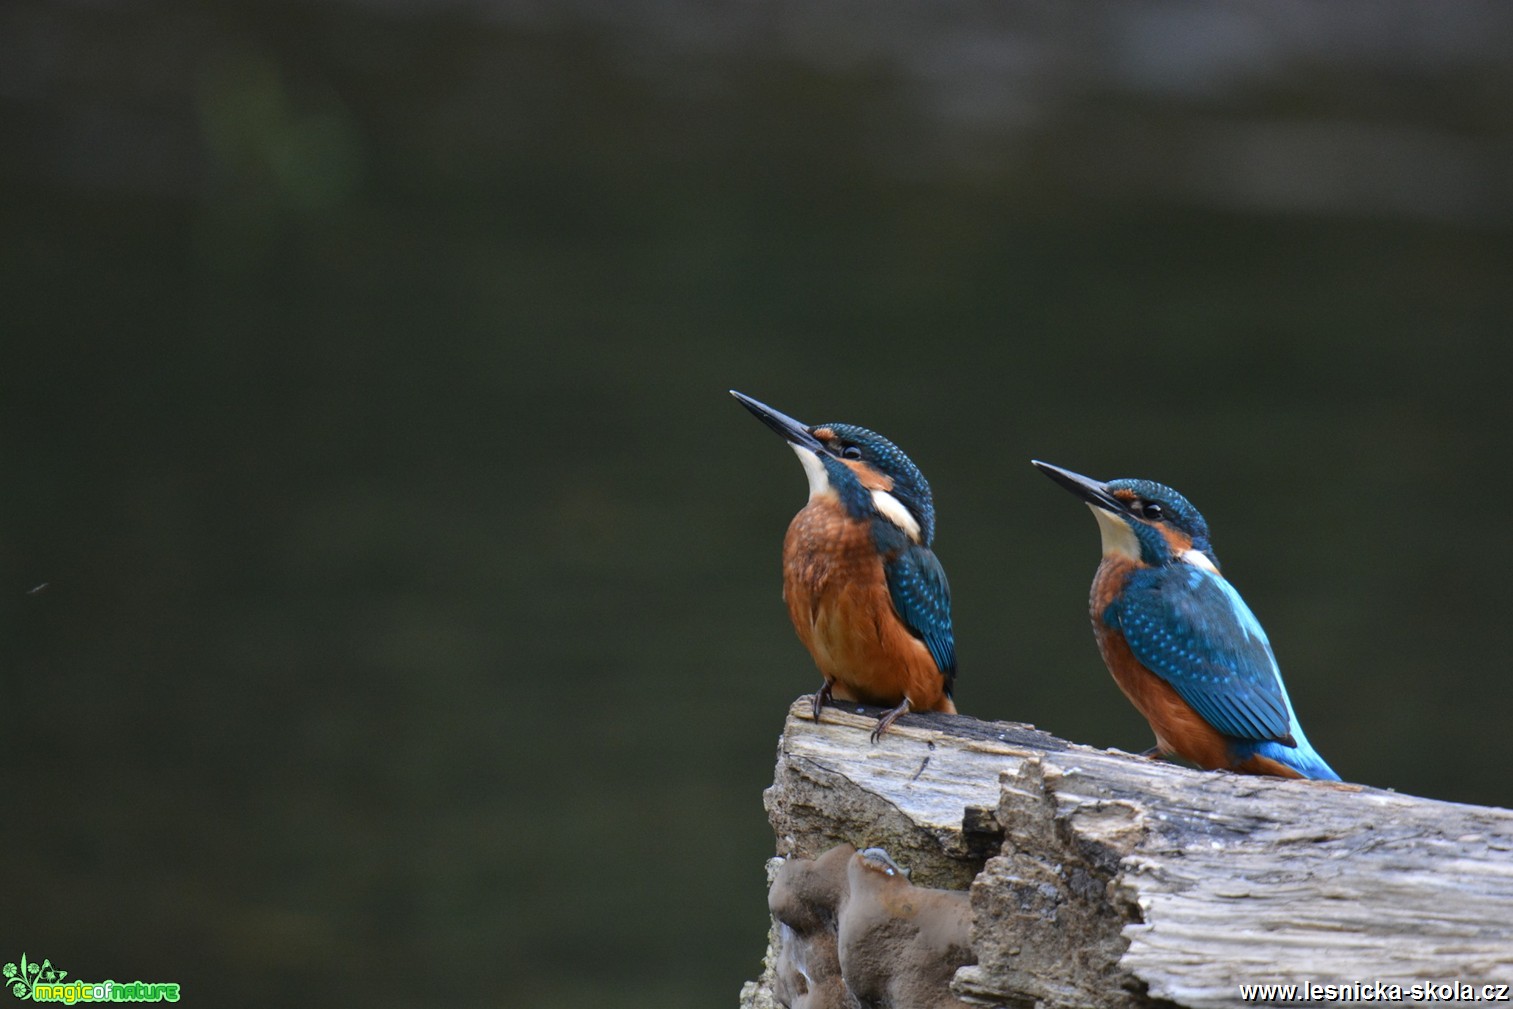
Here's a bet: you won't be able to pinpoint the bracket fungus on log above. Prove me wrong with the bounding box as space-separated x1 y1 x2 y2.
767 843 974 1009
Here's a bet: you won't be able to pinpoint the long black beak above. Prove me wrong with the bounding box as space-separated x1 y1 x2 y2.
1031 460 1126 514
730 390 827 454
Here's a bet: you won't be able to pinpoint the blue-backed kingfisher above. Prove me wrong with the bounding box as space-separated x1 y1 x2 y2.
732 391 956 741
1033 461 1339 781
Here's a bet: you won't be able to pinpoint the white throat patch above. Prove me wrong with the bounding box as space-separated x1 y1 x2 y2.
872 489 922 543
791 444 833 500
1090 506 1141 561
790 444 923 543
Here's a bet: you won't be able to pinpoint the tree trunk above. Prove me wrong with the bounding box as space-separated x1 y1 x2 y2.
740 700 1513 1009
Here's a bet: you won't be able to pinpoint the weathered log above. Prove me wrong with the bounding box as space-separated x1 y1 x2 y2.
740 699 1513 1009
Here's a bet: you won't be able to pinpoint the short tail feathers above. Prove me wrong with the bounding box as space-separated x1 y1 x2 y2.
1239 739 1341 782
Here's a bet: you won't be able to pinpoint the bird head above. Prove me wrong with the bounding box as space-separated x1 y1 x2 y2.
1032 460 1216 570
732 390 936 545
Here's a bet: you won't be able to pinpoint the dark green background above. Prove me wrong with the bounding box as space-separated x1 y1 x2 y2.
4 2 1511 1006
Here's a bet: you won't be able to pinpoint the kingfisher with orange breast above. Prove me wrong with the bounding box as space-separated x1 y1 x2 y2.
732 391 956 741
1033 461 1339 781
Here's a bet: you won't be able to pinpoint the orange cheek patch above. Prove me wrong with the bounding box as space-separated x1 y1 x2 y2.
841 459 893 491
1158 525 1194 555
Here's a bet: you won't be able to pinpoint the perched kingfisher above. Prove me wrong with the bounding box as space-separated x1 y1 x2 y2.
1032 461 1339 781
731 391 956 741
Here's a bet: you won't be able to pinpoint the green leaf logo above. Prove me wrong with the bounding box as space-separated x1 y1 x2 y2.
5 954 67 999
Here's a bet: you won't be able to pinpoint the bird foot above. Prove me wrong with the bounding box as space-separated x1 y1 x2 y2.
811 681 835 722
869 697 913 743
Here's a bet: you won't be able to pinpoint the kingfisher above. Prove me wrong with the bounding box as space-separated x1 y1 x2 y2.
731 391 956 741
1032 460 1339 781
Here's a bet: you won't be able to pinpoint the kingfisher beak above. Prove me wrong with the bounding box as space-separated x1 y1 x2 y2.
1031 460 1126 515
730 390 826 454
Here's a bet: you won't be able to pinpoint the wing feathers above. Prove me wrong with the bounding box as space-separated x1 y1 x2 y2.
1110 564 1293 744
882 541 956 690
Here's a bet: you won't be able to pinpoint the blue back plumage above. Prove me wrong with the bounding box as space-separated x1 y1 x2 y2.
1106 563 1339 781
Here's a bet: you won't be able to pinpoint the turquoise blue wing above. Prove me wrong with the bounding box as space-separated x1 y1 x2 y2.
883 541 956 691
1107 564 1293 744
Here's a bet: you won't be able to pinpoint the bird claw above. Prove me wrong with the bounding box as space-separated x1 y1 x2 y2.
811 681 835 722
869 697 913 743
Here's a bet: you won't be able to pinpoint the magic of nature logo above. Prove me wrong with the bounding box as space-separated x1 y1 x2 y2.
4 954 180 1003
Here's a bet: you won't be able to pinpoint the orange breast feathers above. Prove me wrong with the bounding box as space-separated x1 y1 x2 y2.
1090 558 1234 771
781 496 954 714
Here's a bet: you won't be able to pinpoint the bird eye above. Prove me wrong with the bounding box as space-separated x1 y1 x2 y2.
841 445 863 460
1141 502 1164 520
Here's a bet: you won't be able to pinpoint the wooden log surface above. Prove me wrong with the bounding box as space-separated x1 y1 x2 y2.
741 699 1513 1009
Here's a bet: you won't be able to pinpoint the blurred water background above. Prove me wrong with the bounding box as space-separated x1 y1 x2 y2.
3 2 1512 1006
